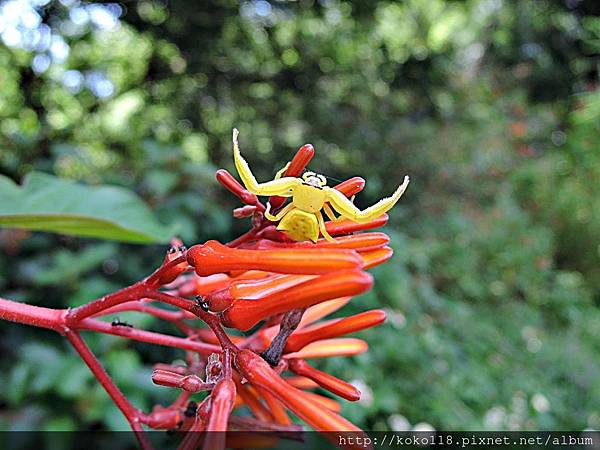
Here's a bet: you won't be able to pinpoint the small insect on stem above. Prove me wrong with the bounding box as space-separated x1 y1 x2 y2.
111 318 134 328
194 295 210 312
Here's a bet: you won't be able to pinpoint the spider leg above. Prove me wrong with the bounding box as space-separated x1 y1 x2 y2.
316 210 336 243
233 129 300 196
264 202 295 222
323 203 344 222
325 175 410 223
274 162 291 180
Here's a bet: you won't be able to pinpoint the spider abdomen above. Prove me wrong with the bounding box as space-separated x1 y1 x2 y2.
276 209 319 243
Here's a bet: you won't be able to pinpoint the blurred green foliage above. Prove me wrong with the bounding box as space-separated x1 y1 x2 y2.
1 0 600 433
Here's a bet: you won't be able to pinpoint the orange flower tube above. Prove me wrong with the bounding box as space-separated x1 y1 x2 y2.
284 338 368 359
221 270 373 331
203 378 236 450
216 169 259 205
245 232 389 252
289 359 361 401
285 309 387 352
269 143 315 210
187 241 363 276
300 297 352 327
235 349 369 450
325 214 388 236
362 246 394 269
333 176 366 197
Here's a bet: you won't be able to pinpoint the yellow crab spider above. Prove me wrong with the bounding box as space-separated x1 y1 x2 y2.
232 128 410 243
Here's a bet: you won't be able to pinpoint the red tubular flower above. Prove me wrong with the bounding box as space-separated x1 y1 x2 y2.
269 143 315 210
284 376 319 389
220 270 373 331
0 135 408 450
206 274 314 313
202 378 236 450
325 214 389 236
216 169 260 206
253 385 292 425
299 297 352 326
187 240 364 276
235 349 368 448
333 176 366 197
234 378 274 422
333 177 365 197
284 309 387 352
289 358 361 401
231 273 314 300
362 246 394 269
283 338 369 359
241 232 389 252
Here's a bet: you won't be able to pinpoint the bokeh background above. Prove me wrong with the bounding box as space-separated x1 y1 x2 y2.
1 0 600 433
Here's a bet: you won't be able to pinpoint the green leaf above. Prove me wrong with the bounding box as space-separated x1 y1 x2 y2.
0 172 175 243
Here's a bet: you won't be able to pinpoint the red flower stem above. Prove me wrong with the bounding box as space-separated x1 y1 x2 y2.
91 301 198 335
93 301 188 322
226 227 259 248
0 297 64 332
146 291 238 353
66 254 189 325
65 283 149 325
152 370 215 392
222 348 233 378
0 296 220 355
77 318 221 355
65 330 152 450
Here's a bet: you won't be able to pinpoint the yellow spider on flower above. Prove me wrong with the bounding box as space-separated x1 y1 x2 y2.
232 128 410 243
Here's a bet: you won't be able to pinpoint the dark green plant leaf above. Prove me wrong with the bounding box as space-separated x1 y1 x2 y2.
0 172 175 243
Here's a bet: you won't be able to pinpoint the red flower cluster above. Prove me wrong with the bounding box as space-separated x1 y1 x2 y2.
0 138 401 450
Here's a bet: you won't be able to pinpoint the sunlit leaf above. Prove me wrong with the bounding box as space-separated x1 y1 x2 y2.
0 172 174 243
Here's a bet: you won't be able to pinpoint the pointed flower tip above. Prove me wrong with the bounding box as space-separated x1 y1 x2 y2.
289 359 361 402
334 176 366 197
325 214 389 236
285 309 387 352
216 169 259 205
269 143 316 209
362 246 394 269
